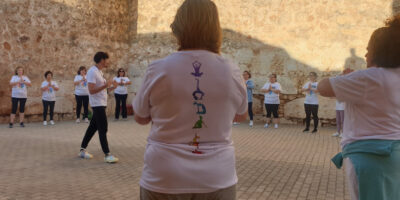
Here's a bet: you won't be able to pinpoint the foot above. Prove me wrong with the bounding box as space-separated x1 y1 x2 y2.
274 124 278 129
104 154 119 163
303 128 310 132
122 118 128 121
264 123 269 128
9 123 13 128
50 120 55 125
76 119 80 123
249 120 253 127
20 122 25 127
114 118 119 121
84 118 89 123
233 122 240 125
78 150 93 159
339 134 343 138
332 132 340 137
312 129 318 133
43 121 47 126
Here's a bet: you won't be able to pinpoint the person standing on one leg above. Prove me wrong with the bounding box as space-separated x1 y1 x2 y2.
261 73 281 129
302 72 319 133
78 52 119 163
243 71 254 127
113 68 131 121
9 67 32 128
74 66 90 123
41 71 59 126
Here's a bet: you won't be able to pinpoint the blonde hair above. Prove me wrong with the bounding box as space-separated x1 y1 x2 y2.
171 0 222 54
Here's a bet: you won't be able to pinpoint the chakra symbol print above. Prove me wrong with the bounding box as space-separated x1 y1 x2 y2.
190 61 207 154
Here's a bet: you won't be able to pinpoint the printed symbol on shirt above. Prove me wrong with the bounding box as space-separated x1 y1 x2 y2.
20 83 25 88
190 134 200 147
193 102 207 115
49 87 53 93
192 79 205 100
83 81 87 87
193 116 207 129
191 61 203 77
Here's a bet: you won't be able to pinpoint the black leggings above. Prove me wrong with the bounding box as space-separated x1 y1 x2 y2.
265 104 279 118
75 95 89 119
80 106 110 154
248 102 253 120
43 100 55 121
304 104 319 129
114 94 128 119
11 98 27 114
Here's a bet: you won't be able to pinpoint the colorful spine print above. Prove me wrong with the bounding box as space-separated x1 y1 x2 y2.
190 61 206 154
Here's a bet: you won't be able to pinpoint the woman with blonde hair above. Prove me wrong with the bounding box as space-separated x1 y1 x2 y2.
319 15 400 200
133 0 247 199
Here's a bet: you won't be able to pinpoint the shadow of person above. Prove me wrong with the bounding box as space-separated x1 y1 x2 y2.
343 48 366 71
393 0 400 15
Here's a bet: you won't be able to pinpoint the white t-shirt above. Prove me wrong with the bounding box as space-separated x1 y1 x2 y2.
113 77 130 95
74 75 89 96
336 100 345 110
41 81 58 101
262 82 281 104
87 66 107 107
330 67 400 148
10 75 31 98
303 81 319 105
133 50 247 194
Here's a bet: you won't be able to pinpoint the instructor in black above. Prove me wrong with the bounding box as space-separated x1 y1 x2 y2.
78 52 119 163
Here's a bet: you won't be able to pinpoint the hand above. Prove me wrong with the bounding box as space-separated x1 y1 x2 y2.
269 84 272 90
106 80 113 88
308 83 311 90
343 68 354 75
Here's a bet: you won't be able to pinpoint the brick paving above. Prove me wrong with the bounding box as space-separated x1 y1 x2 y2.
0 119 349 200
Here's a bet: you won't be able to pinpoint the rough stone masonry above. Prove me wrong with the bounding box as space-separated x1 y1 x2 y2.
0 0 397 125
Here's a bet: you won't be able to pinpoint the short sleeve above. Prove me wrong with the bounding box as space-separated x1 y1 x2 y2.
276 83 281 90
113 77 117 82
41 81 47 88
262 82 269 89
10 76 16 83
329 70 367 104
74 76 79 82
302 82 309 89
53 82 59 88
133 66 158 118
24 76 31 83
125 77 130 82
86 70 96 84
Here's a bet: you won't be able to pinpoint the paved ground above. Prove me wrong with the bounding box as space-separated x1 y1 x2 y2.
0 118 349 200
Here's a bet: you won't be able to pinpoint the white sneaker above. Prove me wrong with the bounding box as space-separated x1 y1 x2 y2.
274 124 278 129
104 154 119 163
264 123 269 128
233 122 240 125
84 118 89 123
50 120 55 125
332 132 340 137
249 121 253 127
78 150 93 159
43 121 47 126
339 134 343 138
76 119 80 123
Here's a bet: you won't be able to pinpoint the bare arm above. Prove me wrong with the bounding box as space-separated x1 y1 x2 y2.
271 89 280 94
88 83 107 95
317 78 335 97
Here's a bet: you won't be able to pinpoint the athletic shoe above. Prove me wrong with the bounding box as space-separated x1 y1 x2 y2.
50 120 55 125
122 118 128 121
264 123 269 128
76 119 80 123
233 122 240 125
332 132 340 137
249 121 253 127
84 118 89 123
43 121 47 126
303 128 310 133
339 134 343 138
78 150 93 159
274 124 278 129
9 123 13 128
104 154 119 163
114 118 119 121
20 122 25 127
312 129 318 134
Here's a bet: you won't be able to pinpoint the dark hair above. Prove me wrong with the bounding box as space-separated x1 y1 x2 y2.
15 67 24 75
270 73 277 79
244 70 252 78
368 15 400 68
93 52 109 64
44 71 53 78
117 68 126 77
77 66 86 75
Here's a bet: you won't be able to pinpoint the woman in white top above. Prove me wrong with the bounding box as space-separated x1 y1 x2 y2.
41 71 59 126
74 66 89 123
133 0 247 199
9 67 32 128
261 73 281 129
301 72 319 133
113 68 131 120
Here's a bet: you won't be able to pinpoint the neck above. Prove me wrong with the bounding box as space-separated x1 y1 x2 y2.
96 64 103 70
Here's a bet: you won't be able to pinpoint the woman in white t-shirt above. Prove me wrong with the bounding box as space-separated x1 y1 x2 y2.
301 72 319 133
133 0 247 199
9 67 32 128
41 71 59 126
74 66 89 123
113 68 131 120
261 73 281 129
318 16 400 200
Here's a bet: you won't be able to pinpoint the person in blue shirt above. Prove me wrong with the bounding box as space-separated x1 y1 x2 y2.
243 71 254 127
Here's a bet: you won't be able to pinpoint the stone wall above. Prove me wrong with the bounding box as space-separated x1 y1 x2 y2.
0 0 137 123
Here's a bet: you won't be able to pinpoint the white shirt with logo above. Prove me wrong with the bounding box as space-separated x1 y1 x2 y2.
74 75 89 96
262 82 281 104
87 66 107 107
113 77 130 95
303 81 319 105
41 81 58 101
10 75 31 98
